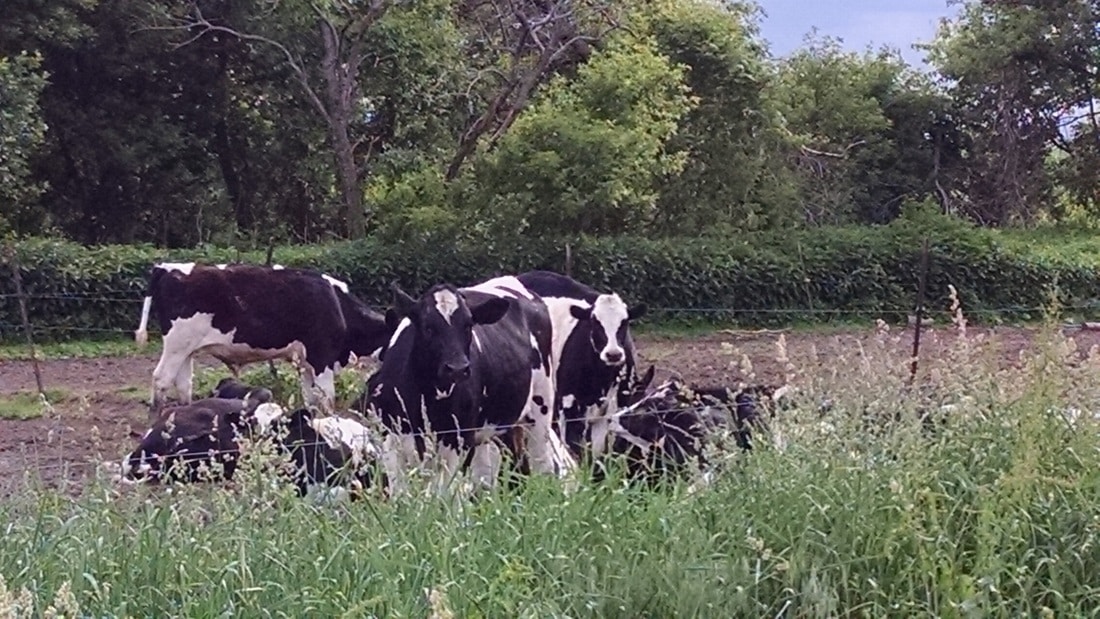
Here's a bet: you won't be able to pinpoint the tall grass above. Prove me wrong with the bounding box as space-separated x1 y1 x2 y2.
1 319 1099 617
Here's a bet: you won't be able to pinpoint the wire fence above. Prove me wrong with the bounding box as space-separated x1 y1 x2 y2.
0 395 780 479
4 289 1100 343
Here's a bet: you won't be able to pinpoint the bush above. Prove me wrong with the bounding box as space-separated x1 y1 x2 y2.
3 212 1100 342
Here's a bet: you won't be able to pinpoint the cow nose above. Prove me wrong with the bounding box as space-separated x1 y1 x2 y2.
603 349 624 365
444 361 471 381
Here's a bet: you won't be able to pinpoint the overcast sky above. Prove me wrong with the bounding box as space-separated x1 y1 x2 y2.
756 0 963 69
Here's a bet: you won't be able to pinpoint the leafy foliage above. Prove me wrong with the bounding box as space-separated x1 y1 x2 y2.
5 210 1100 341
0 52 48 233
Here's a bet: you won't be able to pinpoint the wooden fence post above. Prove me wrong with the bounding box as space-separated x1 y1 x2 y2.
5 243 45 395
907 237 931 388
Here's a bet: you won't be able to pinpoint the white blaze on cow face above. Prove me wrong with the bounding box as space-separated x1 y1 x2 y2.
433 289 461 324
591 294 630 366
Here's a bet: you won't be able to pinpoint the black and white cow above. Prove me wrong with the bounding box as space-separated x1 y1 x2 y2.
121 392 280 483
134 262 392 417
363 276 574 495
122 395 377 498
514 270 647 460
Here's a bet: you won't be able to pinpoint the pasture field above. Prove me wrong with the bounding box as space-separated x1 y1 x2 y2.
0 319 1099 616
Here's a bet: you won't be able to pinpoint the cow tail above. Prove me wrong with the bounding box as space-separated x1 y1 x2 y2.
134 266 160 347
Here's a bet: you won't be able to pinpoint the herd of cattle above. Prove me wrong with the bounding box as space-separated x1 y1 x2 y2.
120 262 792 498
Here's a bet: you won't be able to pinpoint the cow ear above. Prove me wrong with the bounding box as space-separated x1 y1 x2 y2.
470 297 510 325
569 304 591 321
638 364 656 392
628 303 648 321
391 282 417 317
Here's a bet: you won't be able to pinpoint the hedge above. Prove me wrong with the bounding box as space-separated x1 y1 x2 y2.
3 212 1100 342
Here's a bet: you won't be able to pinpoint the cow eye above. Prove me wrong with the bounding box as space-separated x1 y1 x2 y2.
423 325 434 338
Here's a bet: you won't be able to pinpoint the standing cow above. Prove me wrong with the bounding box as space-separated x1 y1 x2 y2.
134 262 392 418
363 276 575 495
514 270 647 461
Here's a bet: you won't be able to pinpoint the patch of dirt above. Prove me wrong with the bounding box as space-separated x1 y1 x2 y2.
1 323 1097 494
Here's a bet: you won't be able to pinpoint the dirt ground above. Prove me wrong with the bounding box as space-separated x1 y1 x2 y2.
2 323 1098 495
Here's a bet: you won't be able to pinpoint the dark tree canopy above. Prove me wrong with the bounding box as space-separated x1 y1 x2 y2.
1 0 1097 246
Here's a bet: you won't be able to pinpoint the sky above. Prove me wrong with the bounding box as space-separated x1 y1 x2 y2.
756 0 963 69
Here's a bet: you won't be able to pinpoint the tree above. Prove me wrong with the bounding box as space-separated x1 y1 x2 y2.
774 36 962 225
642 0 796 233
928 0 1100 225
159 0 404 238
0 53 49 233
445 0 623 181
469 29 694 236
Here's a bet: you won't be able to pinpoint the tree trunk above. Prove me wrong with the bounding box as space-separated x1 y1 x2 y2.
331 119 364 238
212 120 252 233
319 18 366 238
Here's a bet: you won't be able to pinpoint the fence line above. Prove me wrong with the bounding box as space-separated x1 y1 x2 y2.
6 289 1100 313
0 396 782 478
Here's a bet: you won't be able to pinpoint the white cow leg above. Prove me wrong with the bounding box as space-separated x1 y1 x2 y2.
434 443 462 496
469 442 502 491
381 433 417 498
173 356 195 405
151 335 194 415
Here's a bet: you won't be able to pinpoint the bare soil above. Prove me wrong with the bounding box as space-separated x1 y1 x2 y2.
2 324 1097 494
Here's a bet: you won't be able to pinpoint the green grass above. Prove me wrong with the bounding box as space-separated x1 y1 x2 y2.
0 388 69 420
1 323 1099 616
0 338 157 361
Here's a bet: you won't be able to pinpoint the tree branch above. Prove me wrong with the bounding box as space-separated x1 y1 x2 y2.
150 4 333 124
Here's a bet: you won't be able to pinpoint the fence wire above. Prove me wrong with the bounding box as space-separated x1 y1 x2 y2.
0 396 780 479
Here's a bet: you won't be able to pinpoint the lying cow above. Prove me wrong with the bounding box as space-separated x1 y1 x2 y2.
122 394 376 498
134 262 393 418
588 368 793 485
122 392 278 483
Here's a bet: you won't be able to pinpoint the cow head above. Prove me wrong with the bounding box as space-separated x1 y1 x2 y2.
568 294 647 367
601 379 706 483
391 282 510 390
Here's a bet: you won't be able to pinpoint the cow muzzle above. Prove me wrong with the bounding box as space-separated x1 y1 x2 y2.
600 348 625 366
439 360 472 385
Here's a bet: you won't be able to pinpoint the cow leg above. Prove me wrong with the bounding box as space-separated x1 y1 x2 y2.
523 368 575 478
174 356 195 405
380 432 418 498
469 442 502 491
433 434 463 497
151 346 192 417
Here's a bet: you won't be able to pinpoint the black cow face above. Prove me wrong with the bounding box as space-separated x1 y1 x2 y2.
392 283 510 390
568 293 647 367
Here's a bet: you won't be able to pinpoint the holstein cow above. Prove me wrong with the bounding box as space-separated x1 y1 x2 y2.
619 368 792 453
123 394 377 498
134 262 392 418
122 391 280 483
364 276 575 495
514 270 647 461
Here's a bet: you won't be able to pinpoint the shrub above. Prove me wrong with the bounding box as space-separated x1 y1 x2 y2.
2 212 1100 342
